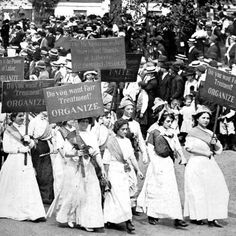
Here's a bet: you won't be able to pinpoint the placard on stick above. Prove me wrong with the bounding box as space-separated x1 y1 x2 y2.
201 67 236 109
0 57 24 83
43 82 104 124
101 53 142 82
71 37 126 71
2 80 55 113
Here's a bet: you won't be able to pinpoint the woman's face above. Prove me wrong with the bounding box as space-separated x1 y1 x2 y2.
85 73 94 81
117 124 128 138
123 105 134 117
102 114 111 127
78 118 90 131
14 113 25 125
163 116 173 129
197 112 210 128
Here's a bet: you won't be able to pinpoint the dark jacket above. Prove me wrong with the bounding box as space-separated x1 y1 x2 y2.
188 47 200 63
170 74 184 100
158 72 172 102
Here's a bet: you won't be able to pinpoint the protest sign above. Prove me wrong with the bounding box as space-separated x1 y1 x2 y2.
43 82 104 123
71 37 126 71
0 57 24 83
201 67 236 109
2 80 55 113
101 53 142 82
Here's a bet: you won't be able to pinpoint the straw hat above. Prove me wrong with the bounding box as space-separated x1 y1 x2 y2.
84 71 98 77
193 105 212 116
152 98 168 111
119 96 134 109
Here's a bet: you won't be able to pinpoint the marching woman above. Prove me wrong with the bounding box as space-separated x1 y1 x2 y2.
55 117 105 232
184 105 229 227
137 111 188 228
119 96 148 215
103 119 143 234
0 112 46 221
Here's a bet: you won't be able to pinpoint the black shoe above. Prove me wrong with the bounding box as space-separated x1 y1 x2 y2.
208 220 223 228
33 217 46 223
148 216 159 225
126 220 135 233
174 219 188 228
190 220 205 225
132 207 141 216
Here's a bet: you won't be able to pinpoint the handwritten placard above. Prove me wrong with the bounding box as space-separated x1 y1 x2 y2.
2 80 55 113
43 82 104 123
71 37 126 71
101 54 142 82
202 67 236 109
0 57 24 83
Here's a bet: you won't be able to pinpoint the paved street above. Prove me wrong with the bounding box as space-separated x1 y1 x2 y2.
0 150 236 236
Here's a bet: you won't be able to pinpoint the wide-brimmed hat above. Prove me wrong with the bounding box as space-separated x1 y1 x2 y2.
187 38 197 44
49 48 58 57
85 26 93 31
145 66 156 73
35 60 46 69
176 54 188 61
152 98 168 112
84 71 98 77
189 60 201 67
193 105 212 117
119 96 134 109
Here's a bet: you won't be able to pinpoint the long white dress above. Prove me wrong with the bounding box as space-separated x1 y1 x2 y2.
103 137 135 223
137 126 184 220
0 124 46 221
184 128 229 221
55 130 104 228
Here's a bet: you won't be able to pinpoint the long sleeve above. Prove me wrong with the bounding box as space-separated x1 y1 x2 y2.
136 123 148 161
3 130 24 154
140 90 149 115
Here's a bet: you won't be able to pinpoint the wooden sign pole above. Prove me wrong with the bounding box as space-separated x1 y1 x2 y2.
24 112 29 166
211 104 221 155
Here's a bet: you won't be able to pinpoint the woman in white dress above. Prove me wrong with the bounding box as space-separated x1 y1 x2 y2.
103 119 143 234
119 96 148 215
55 117 105 232
0 112 46 221
184 105 229 227
137 111 188 228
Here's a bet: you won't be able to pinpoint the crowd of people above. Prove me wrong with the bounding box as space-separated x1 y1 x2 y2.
0 0 233 234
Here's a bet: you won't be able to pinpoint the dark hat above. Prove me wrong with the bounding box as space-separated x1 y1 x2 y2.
184 67 195 76
159 62 169 70
15 25 22 30
195 65 206 73
170 64 179 73
56 27 63 34
156 35 163 41
209 60 218 68
158 55 167 62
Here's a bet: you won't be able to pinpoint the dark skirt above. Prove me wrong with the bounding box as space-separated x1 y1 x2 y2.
31 140 54 204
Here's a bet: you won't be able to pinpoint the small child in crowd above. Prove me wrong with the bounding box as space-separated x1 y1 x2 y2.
179 95 196 145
